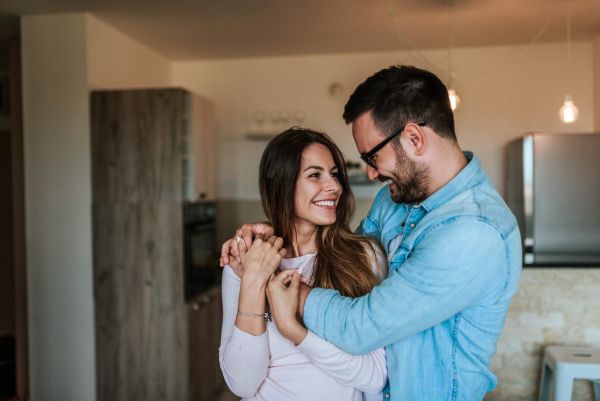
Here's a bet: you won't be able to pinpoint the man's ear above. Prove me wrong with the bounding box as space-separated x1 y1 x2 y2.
403 123 426 156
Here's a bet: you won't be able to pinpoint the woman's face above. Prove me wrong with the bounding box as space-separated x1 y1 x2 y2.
294 143 342 229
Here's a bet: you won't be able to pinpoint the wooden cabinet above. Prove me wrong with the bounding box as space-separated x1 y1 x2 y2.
91 88 218 401
185 93 216 201
91 88 215 204
188 287 225 401
93 202 188 401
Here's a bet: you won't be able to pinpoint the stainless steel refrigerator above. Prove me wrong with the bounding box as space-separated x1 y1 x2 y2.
506 132 600 266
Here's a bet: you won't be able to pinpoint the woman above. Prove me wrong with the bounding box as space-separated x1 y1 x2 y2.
219 127 387 401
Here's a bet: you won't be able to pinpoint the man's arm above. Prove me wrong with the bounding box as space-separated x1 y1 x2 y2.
302 218 508 355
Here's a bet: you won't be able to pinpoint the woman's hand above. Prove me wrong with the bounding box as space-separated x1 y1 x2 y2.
220 223 275 268
239 234 286 284
266 269 308 345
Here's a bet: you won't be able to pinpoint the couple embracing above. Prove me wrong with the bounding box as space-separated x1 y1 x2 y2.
218 65 522 401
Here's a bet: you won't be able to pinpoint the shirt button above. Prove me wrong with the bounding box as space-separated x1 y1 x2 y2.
384 393 390 399
410 223 416 228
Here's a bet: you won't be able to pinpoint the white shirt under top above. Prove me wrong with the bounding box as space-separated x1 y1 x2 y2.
219 246 388 401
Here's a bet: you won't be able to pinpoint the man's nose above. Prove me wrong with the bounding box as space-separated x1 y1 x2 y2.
367 165 380 181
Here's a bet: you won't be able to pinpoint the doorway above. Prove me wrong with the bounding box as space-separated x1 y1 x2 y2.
0 18 28 401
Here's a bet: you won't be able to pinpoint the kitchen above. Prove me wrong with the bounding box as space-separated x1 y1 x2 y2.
1 1 600 400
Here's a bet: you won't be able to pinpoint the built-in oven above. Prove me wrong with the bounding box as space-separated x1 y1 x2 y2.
183 201 220 301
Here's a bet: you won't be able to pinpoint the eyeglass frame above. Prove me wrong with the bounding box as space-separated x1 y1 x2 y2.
359 120 427 169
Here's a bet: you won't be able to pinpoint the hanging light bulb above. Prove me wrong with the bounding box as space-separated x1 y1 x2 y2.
448 88 461 111
446 1 460 112
559 94 579 123
558 6 579 124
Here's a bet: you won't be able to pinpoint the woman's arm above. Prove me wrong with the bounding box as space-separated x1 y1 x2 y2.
218 266 269 398
219 236 285 397
234 235 286 335
296 332 387 395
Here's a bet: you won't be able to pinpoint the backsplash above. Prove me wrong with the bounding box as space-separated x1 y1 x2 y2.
486 268 600 401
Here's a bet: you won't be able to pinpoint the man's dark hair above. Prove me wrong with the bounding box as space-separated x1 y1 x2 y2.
343 65 456 141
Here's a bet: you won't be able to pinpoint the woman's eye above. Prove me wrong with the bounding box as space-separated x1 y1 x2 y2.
309 172 320 178
331 172 340 179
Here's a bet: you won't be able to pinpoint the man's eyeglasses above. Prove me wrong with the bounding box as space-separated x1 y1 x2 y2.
360 121 427 169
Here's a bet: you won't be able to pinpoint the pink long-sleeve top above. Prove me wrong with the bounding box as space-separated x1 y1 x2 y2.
219 248 388 401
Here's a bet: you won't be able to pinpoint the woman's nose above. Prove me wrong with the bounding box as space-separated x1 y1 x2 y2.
324 177 341 193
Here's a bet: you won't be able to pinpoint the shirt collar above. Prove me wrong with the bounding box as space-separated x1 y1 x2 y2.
420 151 484 212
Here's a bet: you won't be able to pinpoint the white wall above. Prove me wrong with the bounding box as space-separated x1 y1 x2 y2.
86 15 171 89
172 42 594 200
22 14 95 401
21 13 171 401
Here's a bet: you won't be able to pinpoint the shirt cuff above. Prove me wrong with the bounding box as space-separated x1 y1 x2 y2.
295 330 326 357
227 325 269 358
303 287 337 338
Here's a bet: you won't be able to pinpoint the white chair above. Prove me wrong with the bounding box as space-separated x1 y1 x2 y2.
538 346 600 401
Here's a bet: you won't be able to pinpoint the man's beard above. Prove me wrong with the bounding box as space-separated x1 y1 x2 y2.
379 146 429 204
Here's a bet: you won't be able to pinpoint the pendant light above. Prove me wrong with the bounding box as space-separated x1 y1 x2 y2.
559 95 579 123
559 5 579 123
448 89 461 111
446 0 461 111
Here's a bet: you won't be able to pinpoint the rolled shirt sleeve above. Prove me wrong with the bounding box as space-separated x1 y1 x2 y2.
303 217 508 355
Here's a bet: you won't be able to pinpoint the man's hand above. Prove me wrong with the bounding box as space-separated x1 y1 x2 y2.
220 223 274 268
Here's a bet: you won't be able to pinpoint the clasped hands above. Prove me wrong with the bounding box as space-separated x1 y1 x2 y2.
222 224 310 345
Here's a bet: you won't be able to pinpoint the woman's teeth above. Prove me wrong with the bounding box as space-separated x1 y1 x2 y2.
314 200 336 207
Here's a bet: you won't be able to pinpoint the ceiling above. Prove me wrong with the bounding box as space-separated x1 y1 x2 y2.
2 0 600 60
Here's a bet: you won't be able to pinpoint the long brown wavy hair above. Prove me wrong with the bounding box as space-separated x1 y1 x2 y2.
259 127 385 297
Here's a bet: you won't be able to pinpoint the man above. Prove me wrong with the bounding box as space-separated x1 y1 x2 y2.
222 65 522 401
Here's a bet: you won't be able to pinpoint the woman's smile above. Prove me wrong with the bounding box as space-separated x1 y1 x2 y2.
295 143 342 228
312 199 338 209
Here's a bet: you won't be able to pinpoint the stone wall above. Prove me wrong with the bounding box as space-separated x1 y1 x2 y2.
487 269 600 401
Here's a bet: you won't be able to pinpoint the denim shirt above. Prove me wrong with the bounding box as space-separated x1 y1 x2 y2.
303 153 522 401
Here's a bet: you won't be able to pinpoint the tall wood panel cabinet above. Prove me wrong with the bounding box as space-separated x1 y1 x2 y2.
91 88 217 401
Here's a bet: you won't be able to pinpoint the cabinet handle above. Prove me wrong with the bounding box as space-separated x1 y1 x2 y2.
191 295 212 311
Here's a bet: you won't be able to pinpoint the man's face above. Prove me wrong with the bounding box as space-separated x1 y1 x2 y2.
352 112 429 203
